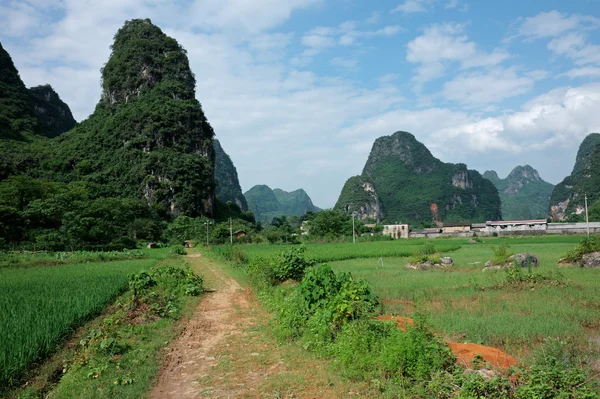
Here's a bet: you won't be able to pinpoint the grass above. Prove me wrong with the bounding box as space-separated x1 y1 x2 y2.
231 239 463 263
325 236 600 361
0 258 159 391
0 248 171 269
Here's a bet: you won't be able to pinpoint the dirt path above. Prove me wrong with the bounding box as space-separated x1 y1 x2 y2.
149 253 252 399
149 252 373 399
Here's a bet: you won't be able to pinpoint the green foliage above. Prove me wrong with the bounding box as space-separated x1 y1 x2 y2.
589 199 600 222
335 131 502 225
0 249 146 269
491 243 512 264
168 244 186 255
213 139 248 210
28 85 76 138
269 244 316 284
563 236 600 262
309 209 361 238
484 165 554 220
550 133 600 217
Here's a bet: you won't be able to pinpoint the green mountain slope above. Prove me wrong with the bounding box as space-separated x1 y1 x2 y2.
244 185 320 221
549 133 600 220
50 19 215 218
29 84 76 138
0 19 217 249
0 43 40 141
335 131 501 224
214 139 247 210
482 165 554 220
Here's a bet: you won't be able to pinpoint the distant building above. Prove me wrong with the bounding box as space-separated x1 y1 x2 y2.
382 224 409 239
442 222 471 233
485 219 547 232
234 230 247 239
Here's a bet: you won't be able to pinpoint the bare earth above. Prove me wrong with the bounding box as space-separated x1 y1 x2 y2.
150 253 252 398
149 252 372 399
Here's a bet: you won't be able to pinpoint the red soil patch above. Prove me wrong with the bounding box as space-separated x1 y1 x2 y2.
376 315 414 332
448 342 517 370
377 315 518 370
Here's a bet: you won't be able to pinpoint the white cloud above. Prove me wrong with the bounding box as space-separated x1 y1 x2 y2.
515 10 599 40
392 0 429 14
561 67 600 79
548 33 600 66
330 57 359 71
406 23 509 89
442 67 540 106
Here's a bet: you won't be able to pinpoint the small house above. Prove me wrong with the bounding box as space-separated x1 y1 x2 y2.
382 224 409 239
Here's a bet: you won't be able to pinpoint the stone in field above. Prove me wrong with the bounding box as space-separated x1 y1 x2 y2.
508 253 539 268
580 252 600 268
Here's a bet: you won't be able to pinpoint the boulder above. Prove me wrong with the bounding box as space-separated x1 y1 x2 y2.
580 252 600 268
440 257 454 265
508 253 539 268
468 239 478 244
405 259 452 270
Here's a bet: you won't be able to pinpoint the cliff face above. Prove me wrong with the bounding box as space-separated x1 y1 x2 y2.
53 19 215 218
0 43 40 140
28 85 76 138
244 185 320 221
483 165 554 220
214 139 248 210
549 133 600 220
335 131 501 224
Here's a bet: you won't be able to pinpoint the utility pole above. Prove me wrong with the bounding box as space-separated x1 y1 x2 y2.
585 195 590 237
204 220 212 246
229 217 233 245
352 213 356 244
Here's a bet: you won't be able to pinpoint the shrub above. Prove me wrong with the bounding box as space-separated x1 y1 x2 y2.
563 236 600 263
169 245 186 255
270 244 316 284
491 244 511 265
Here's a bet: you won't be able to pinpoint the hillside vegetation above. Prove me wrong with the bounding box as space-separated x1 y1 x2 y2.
335 131 501 225
549 133 600 220
0 19 219 250
483 165 554 220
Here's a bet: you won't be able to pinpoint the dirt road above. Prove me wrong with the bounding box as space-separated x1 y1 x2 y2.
149 253 252 398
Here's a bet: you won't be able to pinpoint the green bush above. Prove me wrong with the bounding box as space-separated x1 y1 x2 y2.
563 236 600 263
169 245 186 255
270 244 316 284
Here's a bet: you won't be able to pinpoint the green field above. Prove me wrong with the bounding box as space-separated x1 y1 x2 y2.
237 239 463 263
0 257 163 390
321 236 600 361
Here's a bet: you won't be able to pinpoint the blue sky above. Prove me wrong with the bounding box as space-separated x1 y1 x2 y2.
2 0 600 208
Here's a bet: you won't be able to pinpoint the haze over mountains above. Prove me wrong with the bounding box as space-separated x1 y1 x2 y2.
483 166 554 221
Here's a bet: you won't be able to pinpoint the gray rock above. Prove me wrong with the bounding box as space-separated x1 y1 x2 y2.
508 253 539 268
580 252 600 268
464 368 496 380
440 257 454 265
468 239 478 244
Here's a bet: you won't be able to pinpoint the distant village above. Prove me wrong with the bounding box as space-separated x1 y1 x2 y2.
373 220 600 239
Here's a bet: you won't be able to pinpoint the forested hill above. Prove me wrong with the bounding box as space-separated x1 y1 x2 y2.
0 44 75 141
0 19 219 250
483 165 554 220
214 139 248 210
548 133 600 220
335 131 501 225
244 185 321 221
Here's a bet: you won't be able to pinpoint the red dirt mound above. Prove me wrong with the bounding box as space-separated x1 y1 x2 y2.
376 315 518 370
376 315 414 332
448 342 517 370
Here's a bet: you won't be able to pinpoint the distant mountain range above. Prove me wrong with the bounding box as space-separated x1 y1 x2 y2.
482 165 554 220
244 185 321 221
335 131 501 224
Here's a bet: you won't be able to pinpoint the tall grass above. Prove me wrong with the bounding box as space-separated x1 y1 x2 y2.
0 259 156 390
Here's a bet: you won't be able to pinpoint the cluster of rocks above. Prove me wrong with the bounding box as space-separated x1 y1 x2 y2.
482 253 539 271
405 257 453 270
559 252 600 268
